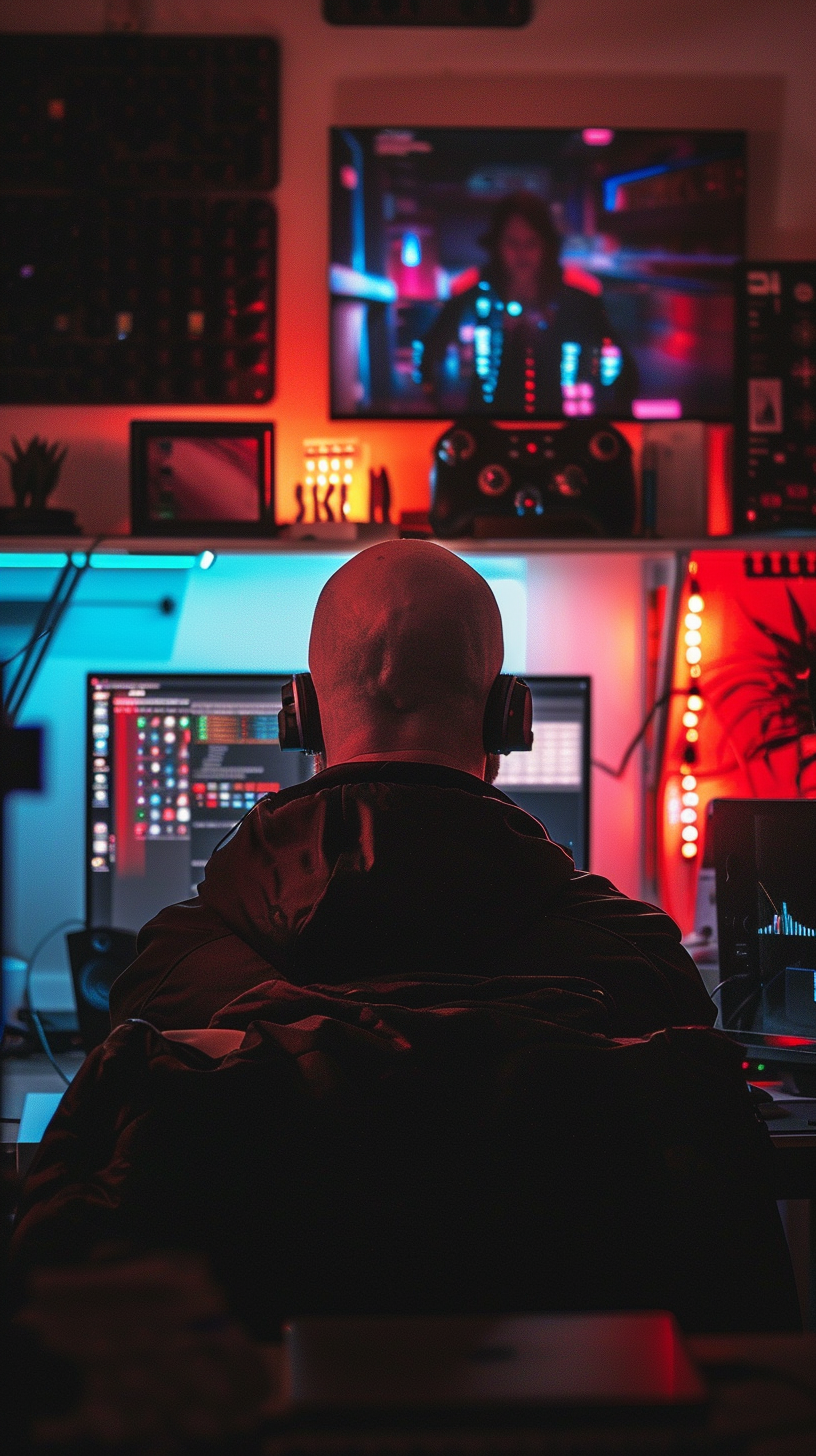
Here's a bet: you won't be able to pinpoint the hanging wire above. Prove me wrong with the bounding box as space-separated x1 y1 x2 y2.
16 919 86 1086
591 687 686 779
3 536 107 724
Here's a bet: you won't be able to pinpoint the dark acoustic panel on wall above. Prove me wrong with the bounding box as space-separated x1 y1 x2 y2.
2 196 275 405
0 34 278 404
0 33 279 191
323 1 531 24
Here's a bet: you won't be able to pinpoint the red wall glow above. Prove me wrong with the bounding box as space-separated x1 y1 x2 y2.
658 550 816 933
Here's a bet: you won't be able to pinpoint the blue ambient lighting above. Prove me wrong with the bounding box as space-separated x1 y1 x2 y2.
600 340 623 386
506 300 523 317
604 163 669 212
561 340 581 388
0 553 71 569
89 554 197 570
198 550 216 571
401 232 422 268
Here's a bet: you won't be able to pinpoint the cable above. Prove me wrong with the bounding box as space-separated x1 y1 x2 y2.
3 536 107 725
1 626 55 672
4 559 79 722
726 966 787 1028
591 687 685 779
709 971 752 998
13 918 86 1086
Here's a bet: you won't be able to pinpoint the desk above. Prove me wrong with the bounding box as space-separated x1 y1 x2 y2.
260 1334 816 1456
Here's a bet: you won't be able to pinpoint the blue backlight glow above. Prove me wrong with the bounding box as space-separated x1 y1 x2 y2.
401 232 422 267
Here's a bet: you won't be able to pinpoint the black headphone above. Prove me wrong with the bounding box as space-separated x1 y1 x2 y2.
278 672 533 756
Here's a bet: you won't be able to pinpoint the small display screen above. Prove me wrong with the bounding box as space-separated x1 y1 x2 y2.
330 127 745 423
144 436 262 524
712 799 816 1051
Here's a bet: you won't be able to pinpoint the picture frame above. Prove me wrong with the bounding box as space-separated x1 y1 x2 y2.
130 421 275 537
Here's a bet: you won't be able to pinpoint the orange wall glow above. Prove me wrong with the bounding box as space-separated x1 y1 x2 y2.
1 3 813 536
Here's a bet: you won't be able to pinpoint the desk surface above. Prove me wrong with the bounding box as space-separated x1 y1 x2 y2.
4 1049 816 1160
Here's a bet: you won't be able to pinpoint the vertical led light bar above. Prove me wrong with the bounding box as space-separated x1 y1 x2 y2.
679 560 705 860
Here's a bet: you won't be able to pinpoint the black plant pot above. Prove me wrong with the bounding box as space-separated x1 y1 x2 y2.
0 506 81 536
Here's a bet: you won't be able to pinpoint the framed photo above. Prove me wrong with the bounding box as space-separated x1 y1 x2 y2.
130 422 275 537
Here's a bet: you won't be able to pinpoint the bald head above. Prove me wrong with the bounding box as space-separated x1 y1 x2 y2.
309 541 504 776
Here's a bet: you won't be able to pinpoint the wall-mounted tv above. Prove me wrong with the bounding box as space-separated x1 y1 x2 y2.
330 127 745 423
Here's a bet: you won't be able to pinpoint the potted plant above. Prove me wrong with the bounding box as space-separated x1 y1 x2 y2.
0 435 81 535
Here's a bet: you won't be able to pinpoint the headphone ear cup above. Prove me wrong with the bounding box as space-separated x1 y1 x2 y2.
483 674 534 755
278 673 325 753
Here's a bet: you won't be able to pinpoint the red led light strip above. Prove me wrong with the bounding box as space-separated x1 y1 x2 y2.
679 561 705 861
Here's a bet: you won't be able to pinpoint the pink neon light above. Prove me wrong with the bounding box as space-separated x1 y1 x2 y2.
562 264 603 297
582 128 614 146
764 1034 815 1048
632 398 683 420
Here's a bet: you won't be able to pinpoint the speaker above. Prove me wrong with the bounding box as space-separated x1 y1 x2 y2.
66 927 138 1052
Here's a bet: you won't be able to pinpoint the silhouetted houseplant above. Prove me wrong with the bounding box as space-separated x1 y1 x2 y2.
707 588 816 793
0 435 80 535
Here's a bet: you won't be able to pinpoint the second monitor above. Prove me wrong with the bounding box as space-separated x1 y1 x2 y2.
87 672 590 933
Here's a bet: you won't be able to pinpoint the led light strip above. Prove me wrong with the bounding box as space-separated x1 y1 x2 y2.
679 561 705 860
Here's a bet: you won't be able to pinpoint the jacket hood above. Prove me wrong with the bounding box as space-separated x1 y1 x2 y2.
199 762 575 984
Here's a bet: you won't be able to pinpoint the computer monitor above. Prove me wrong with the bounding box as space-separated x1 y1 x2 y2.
330 126 745 422
87 673 315 933
709 798 816 1064
494 676 590 868
87 672 591 933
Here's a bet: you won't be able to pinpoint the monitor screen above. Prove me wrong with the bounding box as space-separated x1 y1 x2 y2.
330 127 745 423
87 674 315 933
494 676 590 868
87 672 591 934
710 799 816 1059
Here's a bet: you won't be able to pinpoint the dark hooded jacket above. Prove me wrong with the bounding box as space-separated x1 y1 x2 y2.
15 764 799 1336
109 762 715 1035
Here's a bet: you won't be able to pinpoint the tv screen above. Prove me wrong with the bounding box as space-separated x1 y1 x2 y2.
330 127 745 423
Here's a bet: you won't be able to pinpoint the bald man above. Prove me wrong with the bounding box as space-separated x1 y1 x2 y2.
21 543 798 1340
110 542 714 1033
